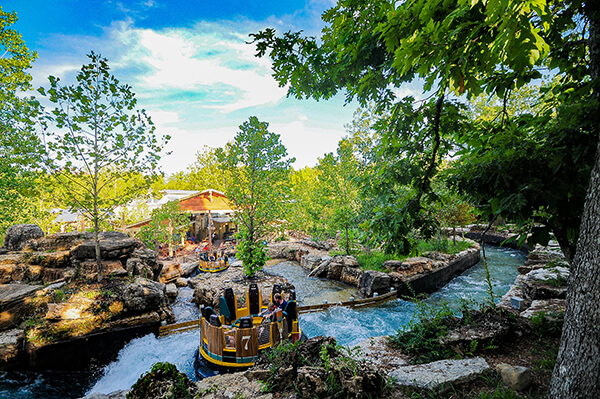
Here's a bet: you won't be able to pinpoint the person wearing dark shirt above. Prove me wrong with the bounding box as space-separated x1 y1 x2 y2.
274 293 287 310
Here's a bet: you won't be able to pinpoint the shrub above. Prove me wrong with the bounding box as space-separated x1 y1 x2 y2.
128 362 196 399
388 302 458 364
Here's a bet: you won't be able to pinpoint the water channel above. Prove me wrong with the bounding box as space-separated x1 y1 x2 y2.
0 246 527 398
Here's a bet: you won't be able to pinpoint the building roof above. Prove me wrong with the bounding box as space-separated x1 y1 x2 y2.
124 189 233 231
178 189 232 213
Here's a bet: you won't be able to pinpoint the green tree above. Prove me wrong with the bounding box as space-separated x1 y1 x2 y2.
138 201 188 258
251 1 600 396
39 52 169 281
0 7 43 241
219 116 293 278
287 166 325 236
286 107 377 248
316 140 362 254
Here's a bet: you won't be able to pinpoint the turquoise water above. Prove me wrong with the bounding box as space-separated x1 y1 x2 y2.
299 246 527 346
1 246 526 397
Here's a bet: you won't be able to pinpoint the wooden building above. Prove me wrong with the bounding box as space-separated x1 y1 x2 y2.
125 189 236 241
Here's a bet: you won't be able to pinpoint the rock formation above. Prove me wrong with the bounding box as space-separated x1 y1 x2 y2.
0 224 174 371
498 244 568 319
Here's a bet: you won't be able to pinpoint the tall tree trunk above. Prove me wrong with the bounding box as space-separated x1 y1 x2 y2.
168 221 174 258
549 3 600 397
94 214 102 282
345 223 350 255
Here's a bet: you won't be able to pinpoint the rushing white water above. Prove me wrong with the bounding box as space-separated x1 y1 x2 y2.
1 246 526 398
89 330 200 394
89 286 201 394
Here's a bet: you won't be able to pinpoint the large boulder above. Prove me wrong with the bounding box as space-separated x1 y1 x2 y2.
189 268 292 309
440 310 512 355
520 299 566 319
340 266 362 286
248 336 385 399
127 362 198 399
130 248 160 278
383 257 444 276
307 257 334 278
358 270 390 297
522 267 569 301
125 257 154 279
121 278 167 314
3 224 44 251
0 328 25 365
81 260 128 280
301 254 330 271
27 231 89 252
298 239 333 251
0 283 43 331
27 251 71 268
197 372 272 399
158 261 182 284
79 390 130 399
389 357 491 390
70 232 141 260
307 255 361 285
496 363 533 391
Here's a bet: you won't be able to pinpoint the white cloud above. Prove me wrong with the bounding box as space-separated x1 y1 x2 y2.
148 110 179 125
270 119 347 169
27 10 364 177
111 22 287 112
158 126 233 175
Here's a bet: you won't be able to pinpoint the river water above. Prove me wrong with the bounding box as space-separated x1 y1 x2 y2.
0 246 526 398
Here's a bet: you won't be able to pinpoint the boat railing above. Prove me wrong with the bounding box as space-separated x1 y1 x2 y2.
200 316 289 352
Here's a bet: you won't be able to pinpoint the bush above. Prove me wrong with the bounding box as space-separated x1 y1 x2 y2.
128 362 197 399
388 302 459 364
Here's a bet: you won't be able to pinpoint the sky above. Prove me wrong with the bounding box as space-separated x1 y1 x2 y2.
3 0 368 176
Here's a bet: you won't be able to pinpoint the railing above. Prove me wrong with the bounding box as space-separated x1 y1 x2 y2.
297 290 398 314
159 319 200 336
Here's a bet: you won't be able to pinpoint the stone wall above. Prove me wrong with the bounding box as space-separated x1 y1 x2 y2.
465 229 530 252
270 239 482 299
394 247 481 297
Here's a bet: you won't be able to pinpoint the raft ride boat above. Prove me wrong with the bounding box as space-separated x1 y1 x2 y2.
197 255 229 273
196 283 301 372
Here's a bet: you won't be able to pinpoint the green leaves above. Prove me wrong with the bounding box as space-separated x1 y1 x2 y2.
219 116 293 277
37 52 168 274
139 201 188 254
0 8 44 240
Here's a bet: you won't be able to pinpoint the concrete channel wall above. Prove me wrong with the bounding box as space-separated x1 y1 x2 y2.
396 248 481 297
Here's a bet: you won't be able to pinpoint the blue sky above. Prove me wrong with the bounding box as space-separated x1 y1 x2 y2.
4 0 372 175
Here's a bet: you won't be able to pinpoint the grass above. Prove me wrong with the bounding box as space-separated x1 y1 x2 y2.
355 251 401 272
417 238 472 255
353 238 474 272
